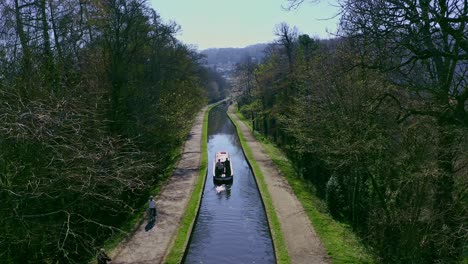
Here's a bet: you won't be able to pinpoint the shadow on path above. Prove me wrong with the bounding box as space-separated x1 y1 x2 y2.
145 220 155 232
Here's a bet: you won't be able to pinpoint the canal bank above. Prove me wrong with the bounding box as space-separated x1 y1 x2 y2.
227 105 330 264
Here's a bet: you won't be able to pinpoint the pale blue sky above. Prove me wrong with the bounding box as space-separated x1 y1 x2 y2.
149 0 340 50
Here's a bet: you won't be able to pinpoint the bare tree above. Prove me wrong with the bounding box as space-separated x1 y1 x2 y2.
13 0 32 82
275 22 298 73
288 0 467 126
338 0 467 127
284 1 467 262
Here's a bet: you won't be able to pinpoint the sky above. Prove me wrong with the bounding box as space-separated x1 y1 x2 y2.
148 0 340 50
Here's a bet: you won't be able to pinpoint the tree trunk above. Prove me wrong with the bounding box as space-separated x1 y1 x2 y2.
48 0 63 64
14 0 32 90
39 0 56 90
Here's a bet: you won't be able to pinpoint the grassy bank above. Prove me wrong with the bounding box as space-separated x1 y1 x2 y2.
164 102 222 263
227 111 291 264
233 107 374 264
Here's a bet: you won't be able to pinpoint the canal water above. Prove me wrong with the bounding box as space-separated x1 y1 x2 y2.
183 104 275 263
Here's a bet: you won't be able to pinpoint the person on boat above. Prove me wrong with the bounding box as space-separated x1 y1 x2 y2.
216 159 224 176
224 158 231 176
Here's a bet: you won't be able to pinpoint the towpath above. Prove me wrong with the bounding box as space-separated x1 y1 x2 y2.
111 106 207 264
228 105 330 264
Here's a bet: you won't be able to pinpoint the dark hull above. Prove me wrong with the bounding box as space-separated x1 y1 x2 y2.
213 175 233 182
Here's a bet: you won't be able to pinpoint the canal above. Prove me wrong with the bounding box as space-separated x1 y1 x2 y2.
183 104 275 263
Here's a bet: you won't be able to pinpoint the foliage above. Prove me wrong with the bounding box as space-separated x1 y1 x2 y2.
234 15 467 262
0 0 211 262
199 67 230 103
0 87 157 263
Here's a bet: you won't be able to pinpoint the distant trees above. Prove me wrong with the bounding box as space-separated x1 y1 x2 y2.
201 44 268 65
0 0 212 262
199 67 230 103
235 12 467 262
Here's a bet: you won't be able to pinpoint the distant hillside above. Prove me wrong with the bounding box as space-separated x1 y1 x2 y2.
201 43 269 65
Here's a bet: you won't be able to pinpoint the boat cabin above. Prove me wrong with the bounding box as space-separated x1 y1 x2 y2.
213 151 233 181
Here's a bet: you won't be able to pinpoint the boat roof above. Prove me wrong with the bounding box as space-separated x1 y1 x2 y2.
215 151 230 161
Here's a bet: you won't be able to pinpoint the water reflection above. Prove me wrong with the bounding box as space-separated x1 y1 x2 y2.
183 105 275 264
